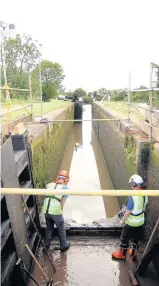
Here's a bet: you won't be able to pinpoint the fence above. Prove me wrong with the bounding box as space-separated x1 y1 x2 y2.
1 104 33 123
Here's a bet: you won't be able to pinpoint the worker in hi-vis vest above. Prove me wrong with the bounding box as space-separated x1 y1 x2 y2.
42 170 70 252
112 174 148 260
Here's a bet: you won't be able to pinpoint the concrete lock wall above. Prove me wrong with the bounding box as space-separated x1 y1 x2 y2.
146 144 159 243
92 103 159 244
31 104 74 206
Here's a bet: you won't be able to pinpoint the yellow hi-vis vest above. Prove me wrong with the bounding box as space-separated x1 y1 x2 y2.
126 196 148 227
42 183 64 215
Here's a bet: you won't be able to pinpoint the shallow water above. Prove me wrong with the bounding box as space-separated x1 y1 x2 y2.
60 104 119 223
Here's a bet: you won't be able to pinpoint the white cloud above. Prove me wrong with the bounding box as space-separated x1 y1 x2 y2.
0 0 159 91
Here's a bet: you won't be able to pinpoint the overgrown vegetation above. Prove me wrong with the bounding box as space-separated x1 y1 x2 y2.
150 144 159 168
83 96 93 104
123 135 137 174
32 106 73 188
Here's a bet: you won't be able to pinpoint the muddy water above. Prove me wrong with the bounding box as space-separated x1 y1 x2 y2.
60 105 119 222
29 237 159 286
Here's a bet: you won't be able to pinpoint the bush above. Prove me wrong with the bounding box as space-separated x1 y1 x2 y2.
111 90 127 101
83 96 93 104
131 91 149 103
42 83 57 101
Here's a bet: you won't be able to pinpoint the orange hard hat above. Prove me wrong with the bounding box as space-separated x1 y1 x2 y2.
55 170 69 184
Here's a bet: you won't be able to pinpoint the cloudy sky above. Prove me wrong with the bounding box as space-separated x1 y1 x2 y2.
0 0 159 91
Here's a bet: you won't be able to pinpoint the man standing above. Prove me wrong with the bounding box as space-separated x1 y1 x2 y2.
112 174 148 260
42 170 70 252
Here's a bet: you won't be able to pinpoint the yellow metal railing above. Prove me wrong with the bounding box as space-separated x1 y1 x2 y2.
1 188 159 196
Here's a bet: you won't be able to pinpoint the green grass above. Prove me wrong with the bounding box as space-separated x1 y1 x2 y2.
33 101 70 115
104 102 129 113
2 100 70 123
102 101 145 120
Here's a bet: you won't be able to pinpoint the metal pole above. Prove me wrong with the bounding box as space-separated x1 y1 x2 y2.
136 217 159 273
1 188 159 196
28 73 33 118
149 63 153 141
1 33 12 113
47 118 123 122
39 57 43 119
21 196 56 272
0 87 31 92
25 244 49 282
128 71 131 121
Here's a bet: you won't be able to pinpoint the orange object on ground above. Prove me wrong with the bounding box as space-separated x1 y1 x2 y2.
112 248 126 260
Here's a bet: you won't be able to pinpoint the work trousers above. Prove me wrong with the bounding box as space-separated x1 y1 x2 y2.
120 224 143 255
44 214 69 250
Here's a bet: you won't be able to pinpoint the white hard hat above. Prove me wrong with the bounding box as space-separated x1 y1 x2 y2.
129 174 143 185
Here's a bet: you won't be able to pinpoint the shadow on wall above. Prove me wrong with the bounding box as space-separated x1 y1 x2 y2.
92 104 136 207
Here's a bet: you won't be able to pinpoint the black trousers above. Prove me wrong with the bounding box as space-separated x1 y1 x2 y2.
44 214 69 250
120 224 143 255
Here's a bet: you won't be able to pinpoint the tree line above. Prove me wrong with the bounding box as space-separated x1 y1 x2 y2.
1 34 65 102
1 33 159 106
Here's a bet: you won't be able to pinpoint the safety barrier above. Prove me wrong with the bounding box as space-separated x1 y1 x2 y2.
1 188 159 196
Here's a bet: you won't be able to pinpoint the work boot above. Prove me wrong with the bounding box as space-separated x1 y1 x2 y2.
112 248 126 260
128 248 137 261
54 241 70 252
61 241 70 252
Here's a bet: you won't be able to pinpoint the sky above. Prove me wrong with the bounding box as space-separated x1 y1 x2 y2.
0 0 159 91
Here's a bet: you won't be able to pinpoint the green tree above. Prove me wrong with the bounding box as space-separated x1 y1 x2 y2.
88 92 93 97
41 60 65 93
73 88 87 99
33 60 65 94
32 60 65 101
138 85 149 89
98 88 107 98
42 83 57 101
1 34 40 90
83 96 93 104
111 90 127 101
152 63 159 88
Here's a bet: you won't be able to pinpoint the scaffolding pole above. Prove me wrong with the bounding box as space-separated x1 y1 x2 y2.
28 73 33 116
149 63 153 141
1 104 32 116
0 87 31 92
1 188 159 196
45 118 125 122
128 71 131 121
